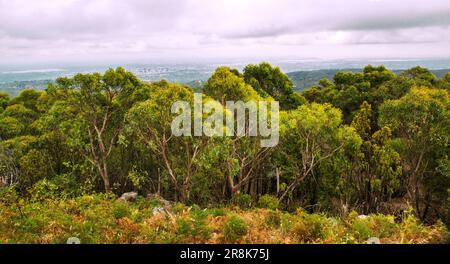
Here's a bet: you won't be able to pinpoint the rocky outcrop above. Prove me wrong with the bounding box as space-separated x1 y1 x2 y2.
147 193 175 218
119 192 138 202
146 193 172 209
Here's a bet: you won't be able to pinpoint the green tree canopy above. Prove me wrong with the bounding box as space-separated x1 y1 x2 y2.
243 62 300 109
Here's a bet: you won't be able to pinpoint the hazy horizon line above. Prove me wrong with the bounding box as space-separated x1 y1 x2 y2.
2 55 450 69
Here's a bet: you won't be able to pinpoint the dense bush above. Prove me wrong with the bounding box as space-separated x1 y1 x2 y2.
223 215 248 242
232 193 253 210
293 210 337 242
0 195 447 244
0 64 449 243
176 207 212 242
257 194 280 210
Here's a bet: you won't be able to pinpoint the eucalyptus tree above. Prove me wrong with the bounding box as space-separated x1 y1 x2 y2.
243 62 301 109
54 67 142 192
379 87 450 220
277 103 361 202
204 66 276 198
124 82 220 202
347 101 402 213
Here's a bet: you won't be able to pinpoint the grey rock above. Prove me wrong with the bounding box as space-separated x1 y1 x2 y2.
146 193 172 209
67 237 81 244
358 214 368 219
152 207 167 216
367 237 381 244
119 192 138 202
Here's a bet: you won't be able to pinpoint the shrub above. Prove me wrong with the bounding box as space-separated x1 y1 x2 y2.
348 214 398 242
112 202 130 219
265 210 282 227
368 214 398 238
279 213 296 234
140 215 178 243
257 194 280 210
224 215 248 242
206 207 226 217
173 202 188 214
175 207 211 242
29 179 59 201
398 210 448 243
351 219 374 241
0 195 447 244
176 218 191 235
189 208 212 240
294 213 330 242
0 186 19 204
28 175 82 201
232 193 253 209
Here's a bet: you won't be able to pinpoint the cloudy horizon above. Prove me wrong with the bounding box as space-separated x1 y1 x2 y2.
1 0 450 66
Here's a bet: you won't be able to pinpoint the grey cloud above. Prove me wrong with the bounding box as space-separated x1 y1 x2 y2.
341 10 450 31
215 1 450 39
0 0 186 40
1 0 450 64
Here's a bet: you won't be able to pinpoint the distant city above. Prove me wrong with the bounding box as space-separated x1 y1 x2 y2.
1 58 450 96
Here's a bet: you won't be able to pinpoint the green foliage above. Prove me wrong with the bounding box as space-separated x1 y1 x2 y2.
223 214 248 242
277 102 362 202
264 210 282 227
19 149 54 188
176 208 211 241
294 212 332 242
0 64 449 238
10 89 43 112
112 201 131 219
0 102 38 139
0 195 446 244
0 116 24 138
124 82 220 202
204 66 261 102
341 101 403 213
379 87 450 219
0 92 9 110
52 67 142 192
233 193 253 209
400 66 437 86
363 65 396 88
301 65 407 124
444 72 450 84
0 145 19 187
0 186 19 204
127 167 149 192
350 101 372 139
243 62 299 109
205 207 226 217
257 194 280 210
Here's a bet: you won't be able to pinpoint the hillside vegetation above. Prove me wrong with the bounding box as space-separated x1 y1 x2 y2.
0 193 447 244
287 68 450 91
0 63 449 243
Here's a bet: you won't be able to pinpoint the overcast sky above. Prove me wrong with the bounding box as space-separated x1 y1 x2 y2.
1 0 450 65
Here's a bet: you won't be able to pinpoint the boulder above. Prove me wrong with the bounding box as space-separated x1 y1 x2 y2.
358 214 368 219
152 207 167 216
146 193 172 209
367 237 381 244
119 192 138 202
